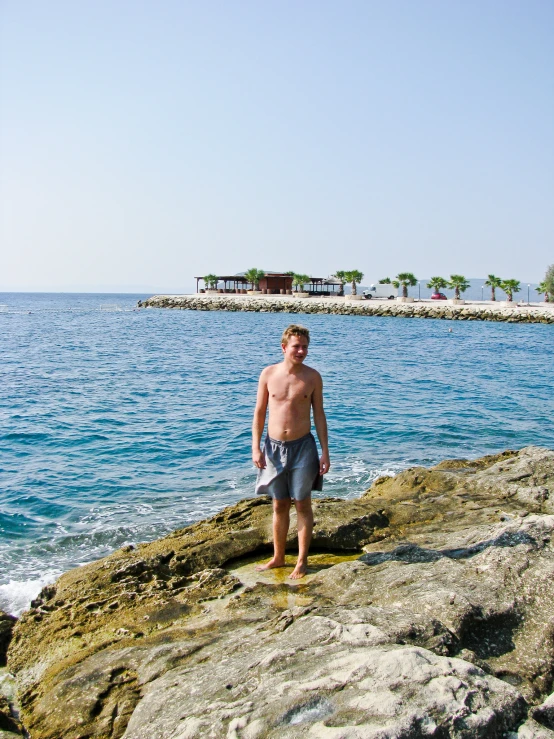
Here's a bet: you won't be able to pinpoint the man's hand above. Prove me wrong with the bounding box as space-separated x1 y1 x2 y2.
253 448 266 469
319 451 331 475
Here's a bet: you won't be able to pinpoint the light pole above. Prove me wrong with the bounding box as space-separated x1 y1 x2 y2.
528 284 530 304
418 282 421 300
481 285 484 301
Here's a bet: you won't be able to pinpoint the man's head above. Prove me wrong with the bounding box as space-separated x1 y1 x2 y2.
281 324 310 364
281 324 310 347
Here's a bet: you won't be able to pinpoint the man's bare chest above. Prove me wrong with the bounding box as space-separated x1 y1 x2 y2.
268 376 313 404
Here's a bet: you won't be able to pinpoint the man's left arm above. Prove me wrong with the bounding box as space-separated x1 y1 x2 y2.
312 372 330 475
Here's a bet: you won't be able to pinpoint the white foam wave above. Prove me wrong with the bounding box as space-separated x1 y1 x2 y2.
324 460 400 497
0 570 61 617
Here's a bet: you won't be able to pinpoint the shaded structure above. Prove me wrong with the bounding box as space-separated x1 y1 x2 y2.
305 277 343 296
194 275 250 293
194 272 342 296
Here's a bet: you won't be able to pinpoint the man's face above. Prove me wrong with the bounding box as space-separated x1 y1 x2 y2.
282 335 309 363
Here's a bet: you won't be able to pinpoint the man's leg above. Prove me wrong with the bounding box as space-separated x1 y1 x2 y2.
255 498 290 570
289 496 313 579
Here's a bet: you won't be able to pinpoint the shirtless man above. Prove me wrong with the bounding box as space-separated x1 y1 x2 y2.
252 324 330 579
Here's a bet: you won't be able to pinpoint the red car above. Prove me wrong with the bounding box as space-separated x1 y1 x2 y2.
431 292 447 300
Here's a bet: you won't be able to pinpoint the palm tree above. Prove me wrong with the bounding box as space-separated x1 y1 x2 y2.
536 281 550 303
292 273 311 292
484 274 502 301
203 274 219 290
244 268 265 290
345 270 364 296
448 275 471 300
500 279 521 302
542 264 554 301
332 270 347 295
427 277 448 294
393 272 417 298
379 277 391 284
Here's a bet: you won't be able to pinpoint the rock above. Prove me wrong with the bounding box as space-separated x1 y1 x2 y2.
124 644 525 738
0 611 17 667
0 615 16 667
532 692 554 730
6 446 554 738
0 671 22 737
0 694 22 736
516 717 554 738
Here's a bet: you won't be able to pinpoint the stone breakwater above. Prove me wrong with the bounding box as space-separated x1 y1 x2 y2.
3 446 554 738
140 294 554 324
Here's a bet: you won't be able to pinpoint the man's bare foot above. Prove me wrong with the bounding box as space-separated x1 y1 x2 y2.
255 557 286 571
289 562 308 579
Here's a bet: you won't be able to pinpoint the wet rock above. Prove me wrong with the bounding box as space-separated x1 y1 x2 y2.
6 445 554 738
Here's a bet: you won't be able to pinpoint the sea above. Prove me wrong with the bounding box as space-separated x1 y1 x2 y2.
1 292 553 616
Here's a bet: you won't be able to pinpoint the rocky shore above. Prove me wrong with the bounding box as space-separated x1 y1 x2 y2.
140 294 554 324
2 446 554 737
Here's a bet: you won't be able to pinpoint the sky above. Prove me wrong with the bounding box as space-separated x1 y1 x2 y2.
1 0 553 293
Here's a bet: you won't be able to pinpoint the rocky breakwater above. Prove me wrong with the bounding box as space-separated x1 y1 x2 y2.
140 294 554 324
4 446 554 738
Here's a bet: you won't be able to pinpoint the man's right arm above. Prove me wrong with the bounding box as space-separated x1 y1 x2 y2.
252 368 269 468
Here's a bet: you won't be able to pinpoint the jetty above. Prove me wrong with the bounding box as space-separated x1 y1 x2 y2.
141 293 554 324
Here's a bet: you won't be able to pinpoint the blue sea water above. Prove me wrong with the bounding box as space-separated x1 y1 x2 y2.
1 292 553 615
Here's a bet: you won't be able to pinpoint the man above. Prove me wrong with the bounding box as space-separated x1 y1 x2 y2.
252 324 330 579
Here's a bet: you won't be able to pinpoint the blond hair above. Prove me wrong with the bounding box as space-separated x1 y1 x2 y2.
281 324 310 345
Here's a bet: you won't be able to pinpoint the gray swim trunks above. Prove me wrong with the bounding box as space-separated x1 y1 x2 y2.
256 432 323 501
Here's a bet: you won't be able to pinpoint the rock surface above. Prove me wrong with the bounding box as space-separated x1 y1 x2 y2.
141 294 554 324
0 616 16 668
532 692 554 730
7 445 554 738
0 669 22 737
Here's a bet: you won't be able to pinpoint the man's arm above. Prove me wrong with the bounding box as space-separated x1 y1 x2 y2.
252 368 269 469
312 371 330 475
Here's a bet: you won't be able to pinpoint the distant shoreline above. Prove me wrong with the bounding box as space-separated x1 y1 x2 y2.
141 294 554 324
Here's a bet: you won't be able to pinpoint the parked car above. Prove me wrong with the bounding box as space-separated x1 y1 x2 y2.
431 292 447 300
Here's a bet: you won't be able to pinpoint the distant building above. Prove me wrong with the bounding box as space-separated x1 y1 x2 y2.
194 272 342 296
259 273 293 293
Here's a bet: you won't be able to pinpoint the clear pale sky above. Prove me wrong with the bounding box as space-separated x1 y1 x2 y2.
1 0 552 292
